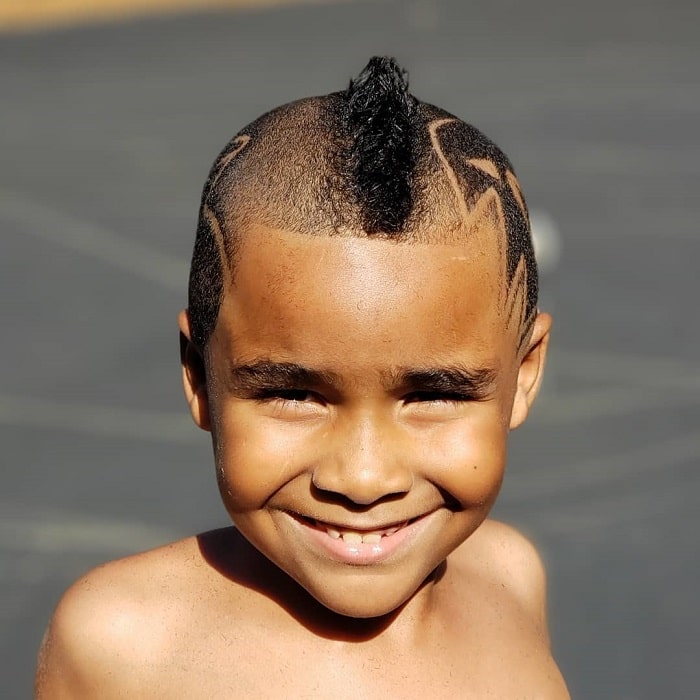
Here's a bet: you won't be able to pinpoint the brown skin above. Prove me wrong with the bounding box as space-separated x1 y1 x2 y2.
35 223 569 698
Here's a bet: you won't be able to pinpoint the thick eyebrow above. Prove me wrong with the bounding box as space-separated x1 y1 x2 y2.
226 361 496 400
227 361 340 393
391 365 498 399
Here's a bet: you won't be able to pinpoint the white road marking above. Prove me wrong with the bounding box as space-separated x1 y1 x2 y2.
0 393 200 443
1 189 187 290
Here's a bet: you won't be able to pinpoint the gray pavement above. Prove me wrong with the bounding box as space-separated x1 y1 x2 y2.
2 0 699 697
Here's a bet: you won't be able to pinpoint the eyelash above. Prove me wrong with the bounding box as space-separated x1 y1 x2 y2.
251 389 478 407
404 391 475 404
254 389 316 404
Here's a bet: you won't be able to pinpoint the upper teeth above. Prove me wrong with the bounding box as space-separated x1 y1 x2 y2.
325 525 403 544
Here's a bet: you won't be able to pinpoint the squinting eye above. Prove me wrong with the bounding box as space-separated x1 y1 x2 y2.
404 391 472 404
255 388 325 418
261 389 313 403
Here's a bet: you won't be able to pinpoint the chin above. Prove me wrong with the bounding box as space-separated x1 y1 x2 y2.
313 589 408 620
299 566 438 622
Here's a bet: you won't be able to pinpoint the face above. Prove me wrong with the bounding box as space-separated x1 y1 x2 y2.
180 223 550 618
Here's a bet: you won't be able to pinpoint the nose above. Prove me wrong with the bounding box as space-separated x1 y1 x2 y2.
311 413 413 506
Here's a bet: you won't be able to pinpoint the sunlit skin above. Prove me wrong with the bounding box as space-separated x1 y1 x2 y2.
34 219 568 699
180 222 551 621
32 60 572 695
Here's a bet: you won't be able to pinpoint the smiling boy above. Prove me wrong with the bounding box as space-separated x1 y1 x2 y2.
35 57 569 698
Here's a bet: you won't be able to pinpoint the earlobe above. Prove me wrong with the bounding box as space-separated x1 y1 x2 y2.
509 312 551 430
178 310 211 432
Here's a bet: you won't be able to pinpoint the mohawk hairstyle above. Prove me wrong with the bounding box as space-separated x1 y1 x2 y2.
187 56 539 351
346 56 417 233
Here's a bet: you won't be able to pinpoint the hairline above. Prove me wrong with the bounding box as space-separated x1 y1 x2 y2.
201 205 535 355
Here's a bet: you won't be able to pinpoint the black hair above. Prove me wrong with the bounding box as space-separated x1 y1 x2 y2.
187 56 538 350
346 56 417 233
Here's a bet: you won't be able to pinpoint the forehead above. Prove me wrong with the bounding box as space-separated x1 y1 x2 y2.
209 223 516 371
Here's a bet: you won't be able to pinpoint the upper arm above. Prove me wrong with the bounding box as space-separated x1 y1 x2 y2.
35 575 104 698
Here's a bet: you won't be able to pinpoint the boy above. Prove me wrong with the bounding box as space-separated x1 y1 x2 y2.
35 57 569 698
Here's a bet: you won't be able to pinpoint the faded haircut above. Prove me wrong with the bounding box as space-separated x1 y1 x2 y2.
187 56 538 351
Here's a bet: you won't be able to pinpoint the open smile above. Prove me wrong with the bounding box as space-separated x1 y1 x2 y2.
286 512 437 565
300 515 413 544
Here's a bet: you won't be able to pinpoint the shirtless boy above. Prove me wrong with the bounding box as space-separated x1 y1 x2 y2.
35 57 569 698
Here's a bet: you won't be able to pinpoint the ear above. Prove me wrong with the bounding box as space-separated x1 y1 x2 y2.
178 310 211 432
509 312 551 430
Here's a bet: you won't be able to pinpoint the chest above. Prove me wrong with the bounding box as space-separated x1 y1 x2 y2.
157 612 550 700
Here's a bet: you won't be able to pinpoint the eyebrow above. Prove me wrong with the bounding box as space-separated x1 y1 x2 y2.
392 365 497 399
227 361 341 393
227 360 496 399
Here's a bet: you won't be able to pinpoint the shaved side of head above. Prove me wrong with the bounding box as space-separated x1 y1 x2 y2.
188 57 538 351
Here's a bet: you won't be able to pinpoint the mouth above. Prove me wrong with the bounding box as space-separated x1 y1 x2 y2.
284 510 439 566
292 514 421 544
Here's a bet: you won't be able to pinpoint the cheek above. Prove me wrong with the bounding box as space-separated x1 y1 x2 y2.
212 405 314 512
419 413 508 507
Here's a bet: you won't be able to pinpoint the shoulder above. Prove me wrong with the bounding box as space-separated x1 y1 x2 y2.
452 521 571 697
34 535 208 698
457 519 550 638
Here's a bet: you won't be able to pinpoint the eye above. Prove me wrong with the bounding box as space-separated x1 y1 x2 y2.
252 388 326 419
404 391 473 404
257 389 315 403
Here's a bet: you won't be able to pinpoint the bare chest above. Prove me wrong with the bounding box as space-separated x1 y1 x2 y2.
154 614 558 700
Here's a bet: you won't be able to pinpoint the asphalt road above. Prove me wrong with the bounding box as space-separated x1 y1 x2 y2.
2 1 699 697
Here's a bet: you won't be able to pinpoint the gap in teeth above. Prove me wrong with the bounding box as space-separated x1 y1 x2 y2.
324 524 405 544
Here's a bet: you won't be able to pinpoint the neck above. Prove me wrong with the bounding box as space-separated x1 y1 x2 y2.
198 527 447 646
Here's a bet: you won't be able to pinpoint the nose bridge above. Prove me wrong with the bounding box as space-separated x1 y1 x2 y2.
312 409 413 505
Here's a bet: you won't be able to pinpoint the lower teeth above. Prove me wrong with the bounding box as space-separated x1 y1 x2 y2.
362 533 382 545
341 532 363 545
324 528 385 545
315 519 409 544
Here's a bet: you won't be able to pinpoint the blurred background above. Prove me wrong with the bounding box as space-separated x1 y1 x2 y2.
1 0 698 697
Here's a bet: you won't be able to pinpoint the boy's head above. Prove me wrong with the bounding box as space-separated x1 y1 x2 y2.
179 57 550 618
187 56 538 353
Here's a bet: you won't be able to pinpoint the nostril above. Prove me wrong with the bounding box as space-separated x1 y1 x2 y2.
311 443 414 505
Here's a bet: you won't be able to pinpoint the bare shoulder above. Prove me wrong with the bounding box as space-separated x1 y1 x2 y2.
458 519 549 629
34 534 212 699
451 519 570 698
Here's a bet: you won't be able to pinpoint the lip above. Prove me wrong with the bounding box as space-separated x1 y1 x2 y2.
286 510 437 566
